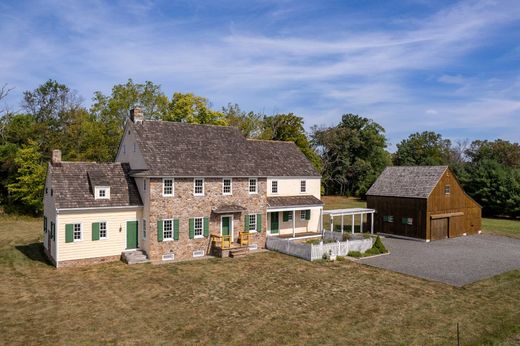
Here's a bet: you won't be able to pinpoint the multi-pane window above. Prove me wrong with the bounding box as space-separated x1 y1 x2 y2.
99 222 107 239
73 223 81 241
444 185 451 195
163 179 173 196
271 180 278 194
163 219 173 240
194 217 203 237
300 180 306 193
249 214 257 232
287 212 293 221
143 219 147 239
99 189 106 198
383 215 394 223
223 178 232 195
300 210 306 221
194 179 204 196
249 178 257 194
402 217 413 225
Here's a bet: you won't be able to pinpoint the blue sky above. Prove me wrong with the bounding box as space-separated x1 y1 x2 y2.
1 0 519 150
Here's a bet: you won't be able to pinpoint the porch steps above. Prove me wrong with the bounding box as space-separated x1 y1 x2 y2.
229 247 249 258
121 250 149 265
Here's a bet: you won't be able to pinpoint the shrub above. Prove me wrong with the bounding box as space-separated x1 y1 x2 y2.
336 256 346 261
348 251 362 258
373 236 387 253
342 233 351 241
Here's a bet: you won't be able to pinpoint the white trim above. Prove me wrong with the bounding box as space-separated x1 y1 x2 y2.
131 175 321 179
222 178 232 195
248 178 258 194
56 206 143 213
271 180 278 194
267 205 323 212
162 219 174 241
220 214 234 242
94 186 110 200
300 180 306 193
194 178 205 196
99 221 108 240
300 210 306 221
55 213 59 266
248 213 258 232
193 216 204 238
162 178 174 197
72 222 82 242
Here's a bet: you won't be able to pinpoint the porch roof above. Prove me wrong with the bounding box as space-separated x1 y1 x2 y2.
267 195 323 209
322 208 375 216
212 204 247 214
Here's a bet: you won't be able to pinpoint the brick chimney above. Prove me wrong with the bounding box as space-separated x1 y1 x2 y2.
129 107 144 124
51 149 61 166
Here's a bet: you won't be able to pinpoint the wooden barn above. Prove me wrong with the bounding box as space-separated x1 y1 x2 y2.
366 166 481 241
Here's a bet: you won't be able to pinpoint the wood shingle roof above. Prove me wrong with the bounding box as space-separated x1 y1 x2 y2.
50 162 142 209
366 166 448 198
130 121 320 177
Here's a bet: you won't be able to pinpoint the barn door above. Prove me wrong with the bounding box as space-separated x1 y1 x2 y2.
431 218 448 240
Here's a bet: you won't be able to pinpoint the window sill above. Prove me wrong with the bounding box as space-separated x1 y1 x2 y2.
162 194 174 197
163 238 174 242
194 235 204 239
193 194 205 197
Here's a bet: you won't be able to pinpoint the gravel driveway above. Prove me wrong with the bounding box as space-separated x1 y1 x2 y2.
359 234 520 286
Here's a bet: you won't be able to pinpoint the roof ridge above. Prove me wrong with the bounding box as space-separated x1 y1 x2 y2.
247 138 296 144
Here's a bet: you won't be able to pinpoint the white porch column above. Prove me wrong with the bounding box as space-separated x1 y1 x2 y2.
351 214 355 234
320 208 324 235
360 213 364 233
341 215 344 234
331 216 334 232
292 210 296 237
371 212 374 234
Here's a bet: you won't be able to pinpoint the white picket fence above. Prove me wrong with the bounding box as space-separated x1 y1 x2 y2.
266 235 374 261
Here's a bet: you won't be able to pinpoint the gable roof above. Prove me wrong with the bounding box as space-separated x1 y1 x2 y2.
366 166 448 198
129 121 319 177
50 162 142 209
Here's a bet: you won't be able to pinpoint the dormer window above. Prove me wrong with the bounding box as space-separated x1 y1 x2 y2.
95 186 110 199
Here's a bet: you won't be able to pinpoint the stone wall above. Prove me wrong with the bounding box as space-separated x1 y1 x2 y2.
57 255 121 268
146 177 268 262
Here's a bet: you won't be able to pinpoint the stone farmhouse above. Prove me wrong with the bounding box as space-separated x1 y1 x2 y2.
43 108 323 267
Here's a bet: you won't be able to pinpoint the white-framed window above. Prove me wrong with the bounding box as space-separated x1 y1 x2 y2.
143 219 147 239
287 212 293 221
163 219 173 240
73 223 82 241
271 180 278 194
248 214 257 232
222 178 232 195
163 178 174 196
193 250 205 258
194 217 203 238
194 178 204 196
249 178 257 194
444 185 451 195
95 186 110 199
300 180 306 193
99 221 107 239
300 210 306 221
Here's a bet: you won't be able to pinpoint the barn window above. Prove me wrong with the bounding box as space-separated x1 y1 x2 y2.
402 218 413 225
444 185 451 195
383 215 394 223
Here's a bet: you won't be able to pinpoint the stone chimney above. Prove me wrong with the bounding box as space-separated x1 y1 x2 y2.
51 149 62 166
129 107 144 124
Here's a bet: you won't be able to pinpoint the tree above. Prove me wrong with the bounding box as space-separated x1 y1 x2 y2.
7 141 46 214
311 114 390 196
261 113 321 171
0 83 14 117
222 103 263 138
465 139 520 168
393 131 452 166
164 92 227 125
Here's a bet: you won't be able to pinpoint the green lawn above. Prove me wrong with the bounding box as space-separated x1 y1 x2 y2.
1 213 519 345
482 218 520 239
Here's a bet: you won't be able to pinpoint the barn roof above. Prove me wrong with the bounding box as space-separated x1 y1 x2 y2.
129 121 320 177
366 166 448 198
50 162 143 209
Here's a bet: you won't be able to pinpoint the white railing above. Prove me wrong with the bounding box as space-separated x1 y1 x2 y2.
266 235 374 261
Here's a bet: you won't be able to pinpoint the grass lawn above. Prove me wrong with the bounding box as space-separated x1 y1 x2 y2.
1 214 520 345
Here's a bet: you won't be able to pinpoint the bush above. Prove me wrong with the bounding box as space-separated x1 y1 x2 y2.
342 233 351 241
348 251 362 258
373 236 387 253
364 248 379 256
336 256 346 261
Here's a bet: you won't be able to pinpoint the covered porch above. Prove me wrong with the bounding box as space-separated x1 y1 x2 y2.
267 195 323 238
321 208 376 234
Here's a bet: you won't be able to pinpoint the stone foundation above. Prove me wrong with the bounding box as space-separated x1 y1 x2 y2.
57 255 121 268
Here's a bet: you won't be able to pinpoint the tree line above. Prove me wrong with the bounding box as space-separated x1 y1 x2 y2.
1 80 518 218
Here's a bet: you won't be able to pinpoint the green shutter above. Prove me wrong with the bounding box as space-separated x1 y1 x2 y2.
257 214 262 232
305 210 311 220
402 218 407 225
65 224 74 243
189 218 195 239
173 219 179 240
92 222 100 241
245 214 250 232
203 217 209 237
157 220 163 242
283 211 289 222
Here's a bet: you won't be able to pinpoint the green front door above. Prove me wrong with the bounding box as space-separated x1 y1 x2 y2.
221 216 231 236
270 212 279 234
126 221 138 249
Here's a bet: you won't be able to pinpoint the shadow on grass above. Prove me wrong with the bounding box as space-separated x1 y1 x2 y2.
15 242 53 266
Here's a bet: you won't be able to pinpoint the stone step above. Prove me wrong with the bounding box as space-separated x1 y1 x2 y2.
122 250 149 265
229 247 249 258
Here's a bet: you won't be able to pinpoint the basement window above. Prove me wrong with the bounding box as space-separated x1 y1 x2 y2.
162 253 174 261
193 250 205 258
444 185 451 195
